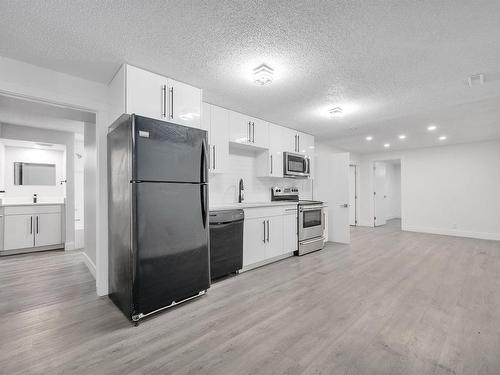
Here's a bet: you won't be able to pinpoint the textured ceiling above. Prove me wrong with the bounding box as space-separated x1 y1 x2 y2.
1 1 500 152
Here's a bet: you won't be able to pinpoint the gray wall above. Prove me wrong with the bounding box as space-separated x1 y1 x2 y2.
0 123 75 247
84 122 96 264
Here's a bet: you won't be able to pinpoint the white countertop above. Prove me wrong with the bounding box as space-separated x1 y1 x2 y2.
210 201 298 211
0 201 65 207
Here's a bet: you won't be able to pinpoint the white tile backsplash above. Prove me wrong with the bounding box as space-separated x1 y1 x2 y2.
209 146 312 205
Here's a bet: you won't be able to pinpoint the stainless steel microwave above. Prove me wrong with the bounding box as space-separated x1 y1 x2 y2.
283 152 310 178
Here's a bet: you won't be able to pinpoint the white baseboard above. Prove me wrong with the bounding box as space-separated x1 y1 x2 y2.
81 251 96 279
357 220 374 227
65 241 75 251
403 225 500 241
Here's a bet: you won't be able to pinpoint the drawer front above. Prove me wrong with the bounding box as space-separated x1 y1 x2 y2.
244 205 297 220
4 204 62 215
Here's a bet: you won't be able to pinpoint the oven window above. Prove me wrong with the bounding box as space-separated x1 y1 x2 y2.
303 210 322 228
287 155 306 172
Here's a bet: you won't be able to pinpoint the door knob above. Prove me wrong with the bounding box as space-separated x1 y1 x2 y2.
340 203 349 208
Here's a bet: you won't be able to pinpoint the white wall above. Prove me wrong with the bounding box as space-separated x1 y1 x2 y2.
0 56 108 295
209 146 312 205
355 140 500 240
3 144 65 199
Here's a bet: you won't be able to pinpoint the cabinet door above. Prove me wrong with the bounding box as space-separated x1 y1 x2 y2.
35 213 62 247
210 105 229 174
283 212 298 253
251 118 269 148
243 217 267 266
265 215 284 259
169 78 201 128
298 132 315 155
229 110 250 144
4 214 34 250
282 128 298 152
201 103 212 171
126 65 167 120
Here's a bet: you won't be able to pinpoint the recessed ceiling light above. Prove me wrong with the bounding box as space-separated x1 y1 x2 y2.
329 107 343 118
365 136 373 141
384 143 390 148
253 64 274 85
427 125 437 131
399 135 406 139
439 136 447 141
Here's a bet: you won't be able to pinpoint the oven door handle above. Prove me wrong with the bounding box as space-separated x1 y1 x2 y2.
300 206 324 211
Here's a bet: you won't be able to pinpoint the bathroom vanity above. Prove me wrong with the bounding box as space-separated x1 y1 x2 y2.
0 203 65 256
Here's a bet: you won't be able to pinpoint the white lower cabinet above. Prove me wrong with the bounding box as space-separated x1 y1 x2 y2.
1 205 64 254
4 214 34 250
242 205 297 269
283 211 298 253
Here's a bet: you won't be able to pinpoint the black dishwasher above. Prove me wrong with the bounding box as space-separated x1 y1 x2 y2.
209 210 244 280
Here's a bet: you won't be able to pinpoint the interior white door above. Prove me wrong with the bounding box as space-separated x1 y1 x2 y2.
4 214 34 250
349 165 357 226
373 161 387 226
314 152 350 244
35 213 62 247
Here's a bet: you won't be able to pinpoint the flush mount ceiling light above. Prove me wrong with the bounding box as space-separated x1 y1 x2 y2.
439 136 447 141
427 125 437 131
384 143 391 148
468 73 484 87
365 136 373 141
329 107 343 118
253 64 274 85
399 135 407 139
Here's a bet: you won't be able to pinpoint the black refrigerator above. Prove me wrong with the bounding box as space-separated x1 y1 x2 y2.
107 114 210 322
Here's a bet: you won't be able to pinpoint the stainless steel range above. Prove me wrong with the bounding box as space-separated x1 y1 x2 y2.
271 187 325 256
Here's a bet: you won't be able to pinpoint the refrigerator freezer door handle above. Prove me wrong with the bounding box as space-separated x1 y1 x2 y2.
201 138 208 183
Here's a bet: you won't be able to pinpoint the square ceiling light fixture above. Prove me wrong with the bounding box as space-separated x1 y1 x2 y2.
253 64 274 85
468 73 484 87
329 107 343 118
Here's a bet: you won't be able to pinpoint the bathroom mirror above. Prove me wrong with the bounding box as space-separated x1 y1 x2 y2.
14 162 56 186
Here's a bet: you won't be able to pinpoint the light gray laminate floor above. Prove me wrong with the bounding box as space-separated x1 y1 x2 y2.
1 220 500 375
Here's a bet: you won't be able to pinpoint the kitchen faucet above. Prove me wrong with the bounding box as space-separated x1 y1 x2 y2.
238 179 244 203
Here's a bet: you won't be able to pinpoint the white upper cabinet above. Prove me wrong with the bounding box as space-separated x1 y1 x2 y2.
256 122 283 178
125 65 167 121
228 111 269 149
297 132 315 155
108 64 201 128
209 105 229 174
169 79 201 128
280 127 315 155
201 102 229 174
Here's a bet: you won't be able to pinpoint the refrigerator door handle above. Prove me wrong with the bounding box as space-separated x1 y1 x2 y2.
200 184 208 229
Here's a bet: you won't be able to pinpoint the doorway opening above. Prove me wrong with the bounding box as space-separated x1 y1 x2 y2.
373 159 401 228
349 164 357 226
0 93 97 278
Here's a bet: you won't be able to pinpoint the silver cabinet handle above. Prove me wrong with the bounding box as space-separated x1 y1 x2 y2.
30 216 33 234
270 154 273 174
248 121 251 142
252 122 255 143
169 87 174 119
213 145 216 170
36 215 39 234
323 213 325 229
266 220 270 242
263 220 266 243
161 85 167 118
207 144 211 170
298 135 300 152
